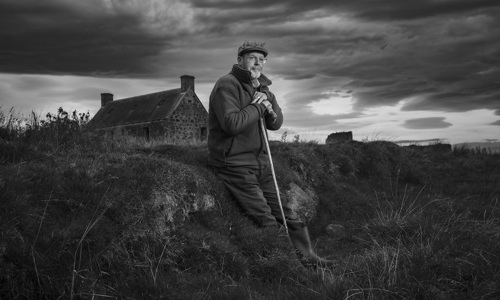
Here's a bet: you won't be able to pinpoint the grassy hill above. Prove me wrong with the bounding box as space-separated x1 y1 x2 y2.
1 109 500 299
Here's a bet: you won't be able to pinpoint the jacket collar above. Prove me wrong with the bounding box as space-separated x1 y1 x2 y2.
230 64 272 87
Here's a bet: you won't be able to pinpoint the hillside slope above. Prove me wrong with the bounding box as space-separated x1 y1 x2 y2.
1 138 500 299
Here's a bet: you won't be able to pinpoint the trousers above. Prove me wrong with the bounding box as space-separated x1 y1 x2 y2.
213 161 305 231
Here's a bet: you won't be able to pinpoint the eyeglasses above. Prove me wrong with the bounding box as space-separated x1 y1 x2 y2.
246 55 267 64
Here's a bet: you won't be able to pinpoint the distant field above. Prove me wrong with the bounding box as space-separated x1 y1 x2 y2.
455 141 500 153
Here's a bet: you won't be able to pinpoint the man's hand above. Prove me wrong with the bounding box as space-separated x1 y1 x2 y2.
251 92 272 111
252 92 277 123
251 92 268 105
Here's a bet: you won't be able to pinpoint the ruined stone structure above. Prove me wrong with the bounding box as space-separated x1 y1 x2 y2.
407 143 452 153
90 75 208 142
326 131 353 144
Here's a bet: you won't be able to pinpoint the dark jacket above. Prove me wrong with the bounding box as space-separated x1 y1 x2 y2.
207 64 283 168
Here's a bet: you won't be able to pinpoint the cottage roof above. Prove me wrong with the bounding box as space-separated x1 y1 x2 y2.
90 87 188 128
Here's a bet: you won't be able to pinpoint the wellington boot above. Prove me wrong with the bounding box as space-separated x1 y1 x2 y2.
288 227 335 268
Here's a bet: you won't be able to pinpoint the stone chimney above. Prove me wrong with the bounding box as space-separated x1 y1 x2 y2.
101 93 113 107
180 75 195 93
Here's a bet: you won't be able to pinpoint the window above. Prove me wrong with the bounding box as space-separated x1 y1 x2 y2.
143 127 150 141
200 127 207 141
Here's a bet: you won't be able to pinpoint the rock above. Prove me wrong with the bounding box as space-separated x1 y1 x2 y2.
151 189 215 227
285 182 318 222
325 224 346 238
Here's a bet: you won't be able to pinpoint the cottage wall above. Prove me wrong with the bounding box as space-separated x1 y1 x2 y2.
103 122 150 139
154 90 208 142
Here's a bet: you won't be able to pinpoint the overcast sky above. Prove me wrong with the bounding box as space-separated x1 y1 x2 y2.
1 0 499 144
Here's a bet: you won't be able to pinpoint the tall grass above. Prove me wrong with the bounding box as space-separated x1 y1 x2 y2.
1 107 500 299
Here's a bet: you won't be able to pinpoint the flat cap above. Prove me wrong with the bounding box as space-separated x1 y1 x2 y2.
237 41 268 57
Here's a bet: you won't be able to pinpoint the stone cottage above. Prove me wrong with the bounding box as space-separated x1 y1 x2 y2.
90 75 208 142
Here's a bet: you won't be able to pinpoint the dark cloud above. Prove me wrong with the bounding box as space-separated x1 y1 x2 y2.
401 91 500 113
190 0 333 14
327 13 500 113
190 0 500 22
403 117 452 130
282 74 316 80
0 0 169 77
351 0 500 20
491 120 500 126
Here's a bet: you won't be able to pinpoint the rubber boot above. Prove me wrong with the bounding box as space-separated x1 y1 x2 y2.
288 227 335 267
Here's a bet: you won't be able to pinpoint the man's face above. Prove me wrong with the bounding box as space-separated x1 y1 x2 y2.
238 52 266 79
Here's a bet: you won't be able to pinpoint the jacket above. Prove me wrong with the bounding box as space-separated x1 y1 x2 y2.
207 64 284 168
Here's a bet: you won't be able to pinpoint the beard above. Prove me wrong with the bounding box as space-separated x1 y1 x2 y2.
250 67 261 79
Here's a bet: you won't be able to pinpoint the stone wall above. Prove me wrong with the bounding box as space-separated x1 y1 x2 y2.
102 122 149 140
157 90 208 142
326 131 353 144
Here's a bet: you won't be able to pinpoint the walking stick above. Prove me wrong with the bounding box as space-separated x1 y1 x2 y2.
260 118 332 269
259 118 289 236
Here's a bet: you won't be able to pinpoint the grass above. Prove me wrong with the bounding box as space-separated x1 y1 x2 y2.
1 108 500 299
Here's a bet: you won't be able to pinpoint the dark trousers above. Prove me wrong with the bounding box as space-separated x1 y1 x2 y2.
213 162 305 231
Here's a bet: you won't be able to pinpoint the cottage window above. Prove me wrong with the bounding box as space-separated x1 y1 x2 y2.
200 127 207 141
143 127 150 141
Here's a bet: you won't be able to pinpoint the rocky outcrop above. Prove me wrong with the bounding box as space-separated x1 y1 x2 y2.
151 180 319 230
285 182 318 222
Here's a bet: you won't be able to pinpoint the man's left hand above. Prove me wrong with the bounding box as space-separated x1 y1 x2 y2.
251 92 268 104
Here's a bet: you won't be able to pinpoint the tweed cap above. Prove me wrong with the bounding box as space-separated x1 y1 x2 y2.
237 41 268 57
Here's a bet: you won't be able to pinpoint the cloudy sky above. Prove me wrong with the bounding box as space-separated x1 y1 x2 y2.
1 0 499 144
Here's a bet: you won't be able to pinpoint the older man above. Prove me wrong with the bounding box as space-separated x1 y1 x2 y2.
207 41 331 265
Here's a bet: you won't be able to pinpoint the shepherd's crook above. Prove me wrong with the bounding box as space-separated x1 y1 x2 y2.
259 118 289 235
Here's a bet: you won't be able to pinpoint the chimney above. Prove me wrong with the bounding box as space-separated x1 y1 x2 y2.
101 93 113 107
180 75 195 93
